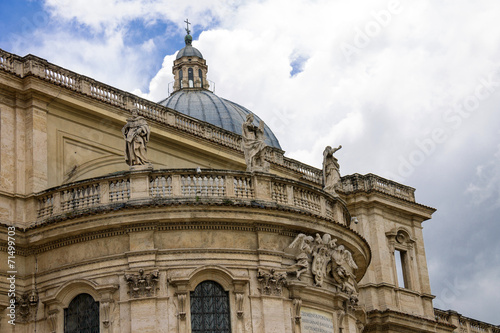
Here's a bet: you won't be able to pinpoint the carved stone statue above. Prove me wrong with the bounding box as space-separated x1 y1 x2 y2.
122 109 151 167
287 233 314 279
241 113 269 172
323 145 342 195
286 232 358 292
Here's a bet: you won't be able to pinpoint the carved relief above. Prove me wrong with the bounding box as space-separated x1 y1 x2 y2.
241 113 269 172
287 233 358 295
287 233 314 280
257 268 287 296
235 292 244 318
176 293 187 320
292 298 302 324
101 300 111 328
47 309 58 333
124 269 159 298
15 290 39 323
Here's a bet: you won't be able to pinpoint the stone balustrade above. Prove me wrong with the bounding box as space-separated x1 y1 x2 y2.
435 309 500 333
339 173 416 202
0 48 324 182
1 48 418 200
34 169 350 227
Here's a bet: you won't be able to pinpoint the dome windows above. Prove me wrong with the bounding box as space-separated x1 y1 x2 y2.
188 68 194 88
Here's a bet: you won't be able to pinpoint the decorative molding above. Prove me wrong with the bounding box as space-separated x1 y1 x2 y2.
176 293 187 320
386 228 416 253
124 269 159 298
286 233 359 297
47 309 58 333
101 300 111 328
292 298 302 324
235 292 244 319
257 268 287 296
15 290 39 323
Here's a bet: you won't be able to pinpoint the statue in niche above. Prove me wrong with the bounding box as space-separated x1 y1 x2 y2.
241 113 269 172
122 108 151 167
323 145 342 195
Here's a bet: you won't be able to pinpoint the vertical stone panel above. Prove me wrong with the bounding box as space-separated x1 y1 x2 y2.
130 299 156 332
261 298 286 333
25 99 48 193
119 278 131 333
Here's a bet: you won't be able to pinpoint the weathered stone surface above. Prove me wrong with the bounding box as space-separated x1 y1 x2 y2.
0 44 494 333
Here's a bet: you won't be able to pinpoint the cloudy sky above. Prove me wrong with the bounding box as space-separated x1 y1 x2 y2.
1 0 499 324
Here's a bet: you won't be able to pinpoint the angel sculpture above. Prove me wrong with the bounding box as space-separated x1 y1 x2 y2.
287 233 314 279
331 245 358 270
330 245 358 292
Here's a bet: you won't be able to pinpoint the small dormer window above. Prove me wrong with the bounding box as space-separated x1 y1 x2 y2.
188 68 194 88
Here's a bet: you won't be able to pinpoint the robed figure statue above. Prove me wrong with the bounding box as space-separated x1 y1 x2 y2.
323 145 342 195
241 113 269 172
122 109 151 167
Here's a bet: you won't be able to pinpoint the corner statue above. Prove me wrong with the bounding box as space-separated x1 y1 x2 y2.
122 109 151 168
241 113 269 172
323 145 342 195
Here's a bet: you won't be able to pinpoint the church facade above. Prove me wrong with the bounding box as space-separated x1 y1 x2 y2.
0 30 498 333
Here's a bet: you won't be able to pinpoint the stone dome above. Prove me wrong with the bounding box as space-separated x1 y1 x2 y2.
176 44 203 60
159 90 282 149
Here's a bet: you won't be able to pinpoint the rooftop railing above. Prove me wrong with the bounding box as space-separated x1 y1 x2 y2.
0 48 326 183
339 173 416 202
1 48 419 202
33 169 351 228
435 309 500 333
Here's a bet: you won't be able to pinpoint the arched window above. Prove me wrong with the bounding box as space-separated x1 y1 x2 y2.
179 69 183 88
188 67 194 88
199 69 203 88
190 281 231 333
64 293 100 333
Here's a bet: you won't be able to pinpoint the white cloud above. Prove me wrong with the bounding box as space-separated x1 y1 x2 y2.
5 0 500 324
466 144 500 207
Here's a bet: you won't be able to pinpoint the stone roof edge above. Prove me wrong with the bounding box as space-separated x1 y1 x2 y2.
0 48 326 183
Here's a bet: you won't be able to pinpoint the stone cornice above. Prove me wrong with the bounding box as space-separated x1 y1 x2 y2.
367 309 455 331
0 48 326 185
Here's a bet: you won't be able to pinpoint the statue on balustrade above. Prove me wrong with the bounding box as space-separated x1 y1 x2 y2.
122 108 151 168
241 113 269 172
323 145 342 195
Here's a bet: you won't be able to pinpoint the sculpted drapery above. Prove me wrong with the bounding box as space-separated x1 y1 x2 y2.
241 113 269 172
323 145 342 194
122 109 151 166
